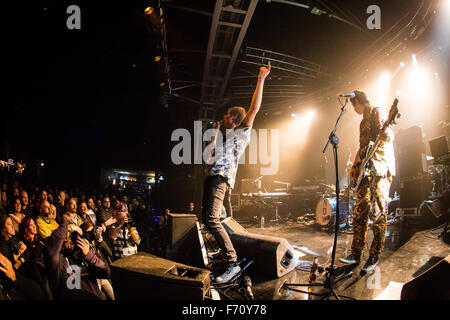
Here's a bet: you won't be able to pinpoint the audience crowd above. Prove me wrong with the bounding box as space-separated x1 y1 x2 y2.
0 173 172 300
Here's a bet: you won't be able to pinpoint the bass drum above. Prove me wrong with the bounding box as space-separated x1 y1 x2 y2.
315 197 351 227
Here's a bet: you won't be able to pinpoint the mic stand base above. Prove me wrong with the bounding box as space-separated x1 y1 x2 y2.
283 267 355 300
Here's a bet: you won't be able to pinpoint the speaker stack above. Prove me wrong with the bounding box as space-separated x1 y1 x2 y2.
395 126 431 217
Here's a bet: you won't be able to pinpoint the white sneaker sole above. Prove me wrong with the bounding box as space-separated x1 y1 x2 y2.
340 258 359 264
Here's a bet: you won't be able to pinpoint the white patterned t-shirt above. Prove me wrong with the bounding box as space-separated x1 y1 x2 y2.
209 126 252 189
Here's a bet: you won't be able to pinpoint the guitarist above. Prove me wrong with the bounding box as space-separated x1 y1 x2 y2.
340 90 396 273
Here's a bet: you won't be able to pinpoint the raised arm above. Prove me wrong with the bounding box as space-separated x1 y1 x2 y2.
241 61 271 128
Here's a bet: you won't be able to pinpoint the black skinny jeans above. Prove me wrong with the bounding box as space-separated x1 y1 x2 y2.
202 175 237 263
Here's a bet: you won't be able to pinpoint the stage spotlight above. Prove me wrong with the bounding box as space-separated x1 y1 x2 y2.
444 0 450 10
380 72 391 84
293 110 315 128
412 54 418 68
408 66 431 93
154 56 161 62
145 7 154 15
435 72 440 82
393 62 406 78
305 110 316 121
284 110 316 147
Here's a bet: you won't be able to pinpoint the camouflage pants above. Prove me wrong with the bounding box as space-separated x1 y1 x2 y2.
351 175 391 258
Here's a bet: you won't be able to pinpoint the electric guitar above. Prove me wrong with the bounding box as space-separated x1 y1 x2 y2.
352 98 400 192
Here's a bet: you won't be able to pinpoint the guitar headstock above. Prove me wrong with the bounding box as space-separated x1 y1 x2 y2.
386 98 400 126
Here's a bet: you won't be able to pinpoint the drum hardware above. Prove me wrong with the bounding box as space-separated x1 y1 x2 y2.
274 180 291 193
270 201 286 225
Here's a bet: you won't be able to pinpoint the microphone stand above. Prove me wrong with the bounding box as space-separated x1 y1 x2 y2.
283 97 355 300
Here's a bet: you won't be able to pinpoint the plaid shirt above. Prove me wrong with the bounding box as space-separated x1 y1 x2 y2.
111 227 140 259
209 126 252 189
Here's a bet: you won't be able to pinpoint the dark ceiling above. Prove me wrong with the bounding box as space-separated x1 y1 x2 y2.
163 0 440 116
1 0 446 189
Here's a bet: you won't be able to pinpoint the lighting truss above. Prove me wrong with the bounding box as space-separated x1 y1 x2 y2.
198 0 259 124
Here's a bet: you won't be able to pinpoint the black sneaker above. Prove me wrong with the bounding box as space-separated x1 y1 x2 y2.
362 256 378 273
339 254 360 264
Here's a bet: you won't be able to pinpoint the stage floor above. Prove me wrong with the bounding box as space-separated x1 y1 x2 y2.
228 218 450 300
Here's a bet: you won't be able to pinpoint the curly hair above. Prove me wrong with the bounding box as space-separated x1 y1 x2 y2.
350 90 371 108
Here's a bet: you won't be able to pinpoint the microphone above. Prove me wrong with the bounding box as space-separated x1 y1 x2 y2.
339 92 355 98
244 276 255 300
209 120 223 127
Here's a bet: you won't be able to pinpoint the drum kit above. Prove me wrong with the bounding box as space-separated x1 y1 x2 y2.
314 184 355 230
240 177 357 229
429 162 450 196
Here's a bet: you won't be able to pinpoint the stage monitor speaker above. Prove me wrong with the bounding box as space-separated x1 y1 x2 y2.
417 200 444 228
166 214 206 268
221 217 247 234
230 231 298 278
110 252 210 300
401 255 450 300
221 219 298 278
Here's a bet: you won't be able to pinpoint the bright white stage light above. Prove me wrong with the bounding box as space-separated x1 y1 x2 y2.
412 54 418 68
305 110 316 121
380 72 391 84
408 66 431 92
284 110 316 146
400 61 405 67
444 0 450 10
